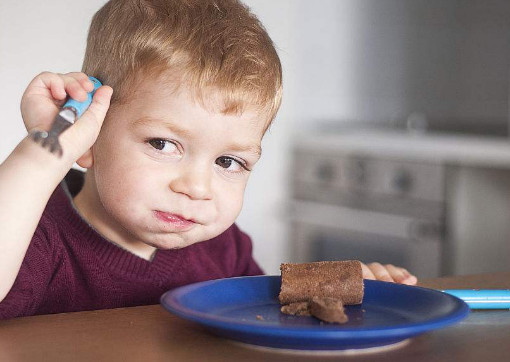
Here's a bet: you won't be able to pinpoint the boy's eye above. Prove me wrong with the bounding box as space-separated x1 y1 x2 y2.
215 156 248 172
148 139 178 153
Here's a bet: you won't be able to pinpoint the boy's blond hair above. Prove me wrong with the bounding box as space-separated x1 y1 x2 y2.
82 0 282 128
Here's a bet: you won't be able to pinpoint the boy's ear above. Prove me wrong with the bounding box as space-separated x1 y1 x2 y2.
76 148 94 169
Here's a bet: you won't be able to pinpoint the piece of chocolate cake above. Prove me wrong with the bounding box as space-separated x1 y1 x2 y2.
278 260 364 305
280 301 311 316
310 296 348 324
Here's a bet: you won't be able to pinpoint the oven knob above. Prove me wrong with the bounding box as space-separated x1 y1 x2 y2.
316 163 335 182
352 160 366 184
392 170 413 193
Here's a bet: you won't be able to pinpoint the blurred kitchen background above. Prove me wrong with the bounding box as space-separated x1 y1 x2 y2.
1 0 510 277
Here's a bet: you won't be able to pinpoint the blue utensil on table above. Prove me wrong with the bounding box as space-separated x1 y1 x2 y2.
443 289 510 309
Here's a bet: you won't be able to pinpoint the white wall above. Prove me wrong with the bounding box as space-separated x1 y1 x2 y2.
238 0 364 273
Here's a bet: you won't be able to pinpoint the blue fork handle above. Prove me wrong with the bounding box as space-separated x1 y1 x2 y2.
443 289 510 309
63 76 102 118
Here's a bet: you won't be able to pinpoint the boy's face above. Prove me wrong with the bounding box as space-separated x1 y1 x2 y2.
78 76 266 254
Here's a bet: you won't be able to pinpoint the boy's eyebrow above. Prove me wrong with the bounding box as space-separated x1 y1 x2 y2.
131 117 193 138
131 117 262 156
229 142 262 157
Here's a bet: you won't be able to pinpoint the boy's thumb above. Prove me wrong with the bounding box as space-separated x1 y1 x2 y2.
59 85 113 160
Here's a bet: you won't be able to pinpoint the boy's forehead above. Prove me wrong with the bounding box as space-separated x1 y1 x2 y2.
121 82 266 131
122 73 271 130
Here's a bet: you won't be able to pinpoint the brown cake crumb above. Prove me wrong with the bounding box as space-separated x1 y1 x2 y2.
310 296 348 324
280 301 311 316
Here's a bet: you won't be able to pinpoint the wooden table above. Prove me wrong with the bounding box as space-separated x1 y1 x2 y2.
1 272 509 361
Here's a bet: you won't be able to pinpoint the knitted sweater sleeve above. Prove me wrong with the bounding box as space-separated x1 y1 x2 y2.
230 224 264 276
0 217 56 319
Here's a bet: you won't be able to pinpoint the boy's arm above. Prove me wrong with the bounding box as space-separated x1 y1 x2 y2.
0 72 112 302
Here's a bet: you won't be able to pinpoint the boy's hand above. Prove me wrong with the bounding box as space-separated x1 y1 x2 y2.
20 72 113 162
361 262 418 285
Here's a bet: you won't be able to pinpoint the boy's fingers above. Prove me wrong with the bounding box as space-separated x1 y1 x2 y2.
28 72 67 101
59 85 113 159
26 72 92 103
58 73 90 102
399 269 418 285
362 262 418 285
74 85 113 135
64 72 94 91
367 262 393 282
385 264 418 285
385 264 407 283
361 262 376 280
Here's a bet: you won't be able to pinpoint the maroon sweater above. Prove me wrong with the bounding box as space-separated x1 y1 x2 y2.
0 171 263 319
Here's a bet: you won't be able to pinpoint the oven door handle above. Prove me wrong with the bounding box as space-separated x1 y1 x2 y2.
290 200 441 241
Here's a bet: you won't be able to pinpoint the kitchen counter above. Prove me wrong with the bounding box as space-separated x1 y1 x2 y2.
296 129 510 168
0 272 509 361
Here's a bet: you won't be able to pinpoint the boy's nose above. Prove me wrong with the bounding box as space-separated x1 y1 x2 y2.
169 163 213 200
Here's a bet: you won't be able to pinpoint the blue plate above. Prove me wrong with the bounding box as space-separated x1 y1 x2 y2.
160 276 469 351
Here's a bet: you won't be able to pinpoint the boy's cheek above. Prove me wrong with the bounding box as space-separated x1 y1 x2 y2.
214 187 244 220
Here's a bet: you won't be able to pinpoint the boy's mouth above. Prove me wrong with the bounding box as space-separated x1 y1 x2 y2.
154 211 196 230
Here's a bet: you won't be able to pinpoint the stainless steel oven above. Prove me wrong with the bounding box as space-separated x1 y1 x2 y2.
289 149 446 279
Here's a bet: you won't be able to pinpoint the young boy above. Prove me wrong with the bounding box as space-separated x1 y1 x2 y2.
0 0 416 319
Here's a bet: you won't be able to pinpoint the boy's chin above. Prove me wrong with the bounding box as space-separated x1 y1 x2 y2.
142 234 207 250
135 225 229 250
